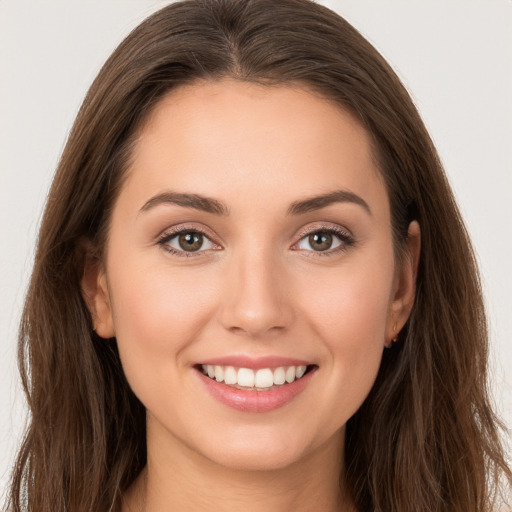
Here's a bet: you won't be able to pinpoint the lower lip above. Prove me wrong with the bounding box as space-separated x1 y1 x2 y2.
197 368 315 413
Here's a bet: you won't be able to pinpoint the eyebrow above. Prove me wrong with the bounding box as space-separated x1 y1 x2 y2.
139 189 371 217
140 192 229 215
287 190 371 216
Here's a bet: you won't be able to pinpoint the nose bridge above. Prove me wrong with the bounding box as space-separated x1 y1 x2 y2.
220 241 293 337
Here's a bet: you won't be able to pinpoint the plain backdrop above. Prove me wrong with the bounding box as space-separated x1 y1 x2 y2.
1 0 511 498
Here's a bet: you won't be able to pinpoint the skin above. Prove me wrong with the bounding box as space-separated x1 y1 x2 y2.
82 79 420 511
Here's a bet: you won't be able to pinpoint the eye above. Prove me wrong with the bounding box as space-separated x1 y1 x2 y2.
295 227 353 254
158 229 217 255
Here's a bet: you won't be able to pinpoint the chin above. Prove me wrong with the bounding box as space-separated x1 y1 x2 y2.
190 424 337 473
205 443 307 472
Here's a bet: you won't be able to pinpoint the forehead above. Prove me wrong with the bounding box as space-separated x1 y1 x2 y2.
121 79 388 219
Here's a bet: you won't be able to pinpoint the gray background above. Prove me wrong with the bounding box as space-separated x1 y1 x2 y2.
1 0 511 499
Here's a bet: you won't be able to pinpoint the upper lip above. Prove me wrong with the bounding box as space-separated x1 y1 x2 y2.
196 355 314 370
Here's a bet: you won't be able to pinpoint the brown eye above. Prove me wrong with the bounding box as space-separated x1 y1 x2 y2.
308 232 333 251
159 228 217 256
178 232 204 252
296 228 349 254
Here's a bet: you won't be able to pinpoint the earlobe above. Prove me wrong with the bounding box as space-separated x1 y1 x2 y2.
80 243 115 339
386 221 421 345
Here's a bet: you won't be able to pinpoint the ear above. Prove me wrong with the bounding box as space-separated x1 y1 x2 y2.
386 221 421 346
79 241 115 339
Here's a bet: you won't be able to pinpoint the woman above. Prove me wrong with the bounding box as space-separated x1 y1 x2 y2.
6 0 511 511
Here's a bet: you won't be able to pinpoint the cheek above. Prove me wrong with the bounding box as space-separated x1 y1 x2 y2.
297 261 393 346
107 258 219 386
292 253 394 408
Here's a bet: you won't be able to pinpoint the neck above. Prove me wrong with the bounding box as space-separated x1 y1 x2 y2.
123 424 355 512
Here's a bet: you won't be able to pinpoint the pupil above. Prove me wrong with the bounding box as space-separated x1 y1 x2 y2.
310 232 332 251
179 232 202 252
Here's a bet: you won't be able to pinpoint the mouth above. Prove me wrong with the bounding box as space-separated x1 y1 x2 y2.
196 364 316 391
194 356 318 412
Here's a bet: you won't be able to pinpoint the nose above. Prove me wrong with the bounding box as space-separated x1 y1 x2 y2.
219 248 294 338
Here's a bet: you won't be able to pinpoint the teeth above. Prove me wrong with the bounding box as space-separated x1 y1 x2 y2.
296 365 307 379
201 364 310 389
255 368 274 388
273 367 286 385
285 366 295 383
214 365 224 382
237 368 255 387
224 366 237 385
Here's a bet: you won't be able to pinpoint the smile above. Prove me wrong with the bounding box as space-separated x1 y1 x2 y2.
200 364 308 390
195 359 317 413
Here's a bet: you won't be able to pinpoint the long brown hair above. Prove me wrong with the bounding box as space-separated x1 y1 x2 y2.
7 1 511 511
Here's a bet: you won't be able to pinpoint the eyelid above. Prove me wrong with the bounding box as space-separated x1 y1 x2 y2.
157 224 222 256
157 223 217 241
291 222 355 255
294 222 353 240
156 222 354 257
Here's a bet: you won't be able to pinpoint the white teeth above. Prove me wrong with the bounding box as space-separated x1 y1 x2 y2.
295 365 307 379
255 368 274 388
273 367 286 385
202 364 310 389
214 365 224 382
285 366 296 383
224 366 237 385
237 368 255 387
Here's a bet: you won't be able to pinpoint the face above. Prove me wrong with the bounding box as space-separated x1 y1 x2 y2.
84 79 418 472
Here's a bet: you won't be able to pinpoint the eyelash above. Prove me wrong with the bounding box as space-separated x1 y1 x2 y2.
157 224 355 258
157 225 219 258
294 225 355 257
